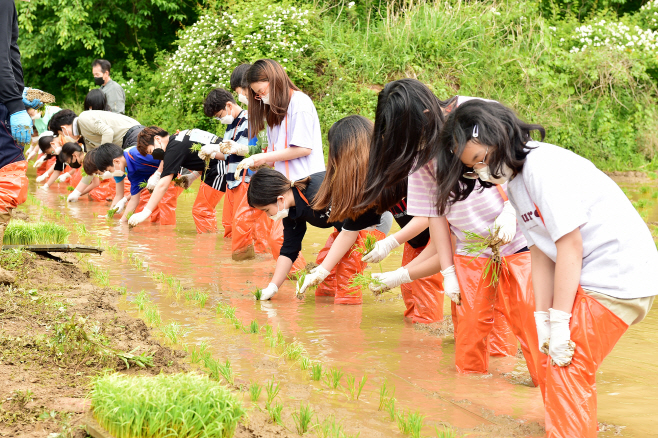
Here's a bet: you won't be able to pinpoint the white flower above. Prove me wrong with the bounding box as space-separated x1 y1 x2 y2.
348 1 355 8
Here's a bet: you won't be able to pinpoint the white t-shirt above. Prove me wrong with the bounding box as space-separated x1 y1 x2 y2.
267 91 325 181
507 141 658 299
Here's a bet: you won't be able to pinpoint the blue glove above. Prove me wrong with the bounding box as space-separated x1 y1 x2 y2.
22 88 43 109
9 111 33 145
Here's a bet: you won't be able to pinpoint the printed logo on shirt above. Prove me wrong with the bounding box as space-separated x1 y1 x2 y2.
520 209 541 223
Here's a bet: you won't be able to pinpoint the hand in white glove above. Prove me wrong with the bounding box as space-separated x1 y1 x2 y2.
362 235 400 263
369 267 411 293
146 171 161 192
220 140 249 156
534 311 551 355
296 265 330 297
259 283 278 301
33 156 46 168
67 189 81 202
548 308 576 366
199 144 222 160
441 265 461 305
492 200 517 244
26 148 38 161
174 171 200 189
234 157 255 179
111 197 128 214
36 172 50 183
128 208 152 227
56 172 70 183
40 183 50 191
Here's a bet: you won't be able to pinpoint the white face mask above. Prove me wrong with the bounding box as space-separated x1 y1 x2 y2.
238 94 249 106
216 114 234 125
260 94 270 105
268 197 289 221
476 164 513 184
53 146 62 155
112 169 125 177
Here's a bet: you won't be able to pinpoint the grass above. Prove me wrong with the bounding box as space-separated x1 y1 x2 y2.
143 306 162 327
292 402 314 434
3 220 70 245
90 373 245 438
249 382 262 402
161 322 189 345
133 290 148 310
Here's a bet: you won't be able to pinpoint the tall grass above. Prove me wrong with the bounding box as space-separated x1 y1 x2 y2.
3 220 70 245
90 373 245 438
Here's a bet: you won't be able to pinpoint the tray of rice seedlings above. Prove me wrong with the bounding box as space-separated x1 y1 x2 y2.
3 220 70 245
349 272 387 296
88 372 245 438
26 88 56 104
463 226 507 287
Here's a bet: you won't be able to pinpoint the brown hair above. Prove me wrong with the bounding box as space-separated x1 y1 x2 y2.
313 115 372 222
83 149 98 175
137 126 169 156
245 59 300 138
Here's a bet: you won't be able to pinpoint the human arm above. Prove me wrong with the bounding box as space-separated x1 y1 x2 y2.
79 176 100 195
250 147 311 167
121 194 141 223
41 169 61 189
145 174 174 212
93 118 115 145
363 217 429 263
111 180 125 207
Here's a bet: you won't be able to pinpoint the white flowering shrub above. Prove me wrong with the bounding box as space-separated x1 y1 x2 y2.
161 5 314 108
637 0 658 30
567 19 658 54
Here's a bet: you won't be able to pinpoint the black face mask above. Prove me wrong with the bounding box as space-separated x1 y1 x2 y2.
69 160 81 169
151 148 165 160
94 77 105 86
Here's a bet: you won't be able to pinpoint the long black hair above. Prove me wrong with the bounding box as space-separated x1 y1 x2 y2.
357 78 453 212
247 168 310 208
434 100 545 216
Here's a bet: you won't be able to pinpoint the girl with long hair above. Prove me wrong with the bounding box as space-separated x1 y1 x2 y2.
433 99 657 437
248 115 391 303
359 79 537 379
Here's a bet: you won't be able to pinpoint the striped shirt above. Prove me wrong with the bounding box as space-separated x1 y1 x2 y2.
224 110 258 190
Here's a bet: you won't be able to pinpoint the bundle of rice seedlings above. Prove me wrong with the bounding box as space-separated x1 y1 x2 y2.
190 143 210 171
106 207 118 219
253 288 263 300
349 272 387 296
138 181 148 190
66 185 75 192
352 233 378 257
463 227 506 286
3 220 70 245
26 89 55 104
90 373 245 438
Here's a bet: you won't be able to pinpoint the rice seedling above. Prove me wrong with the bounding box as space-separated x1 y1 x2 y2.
652 191 658 199
463 228 506 287
106 207 117 219
292 402 315 434
353 233 378 257
378 379 395 411
249 382 262 402
265 381 280 406
194 291 209 308
112 285 127 295
300 356 311 370
188 342 211 365
143 305 162 327
283 340 307 361
345 374 368 401
276 330 285 347
218 359 234 385
640 185 651 194
311 363 323 381
138 181 148 189
266 401 283 424
324 368 344 389
386 398 397 421
253 288 262 300
90 373 245 438
133 290 149 310
397 410 424 438
116 349 155 369
75 223 87 237
244 319 259 334
3 220 70 245
263 324 273 338
349 272 386 295
314 415 346 438
161 322 188 345
435 425 458 438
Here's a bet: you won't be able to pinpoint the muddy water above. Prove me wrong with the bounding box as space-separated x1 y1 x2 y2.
27 175 658 437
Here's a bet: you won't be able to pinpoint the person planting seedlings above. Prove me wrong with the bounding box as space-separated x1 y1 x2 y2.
434 99 658 438
128 126 224 228
198 87 259 235
34 131 70 189
61 143 116 202
248 116 392 304
357 79 537 381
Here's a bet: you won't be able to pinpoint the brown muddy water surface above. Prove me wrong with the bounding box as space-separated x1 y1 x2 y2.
26 172 658 437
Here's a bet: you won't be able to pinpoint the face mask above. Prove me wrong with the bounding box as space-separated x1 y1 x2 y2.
238 94 249 106
268 198 289 221
54 147 62 155
112 169 125 177
94 77 105 86
476 164 513 184
69 160 81 169
261 94 270 105
216 113 234 125
151 148 165 160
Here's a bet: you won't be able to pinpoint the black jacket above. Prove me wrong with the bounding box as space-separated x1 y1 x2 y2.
0 0 25 115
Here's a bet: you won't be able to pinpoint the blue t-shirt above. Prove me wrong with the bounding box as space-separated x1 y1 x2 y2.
113 146 161 196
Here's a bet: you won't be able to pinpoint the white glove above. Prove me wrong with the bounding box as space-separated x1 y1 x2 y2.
36 172 50 183
146 171 161 191
259 283 278 301
234 157 255 179
369 267 411 293
175 171 200 189
296 265 330 296
26 148 38 161
548 308 576 366
111 197 128 214
492 200 517 244
33 156 46 168
534 311 551 355
199 144 222 160
128 208 152 227
441 265 461 304
40 183 50 191
362 236 400 263
67 189 81 202
56 172 70 183
220 140 249 156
